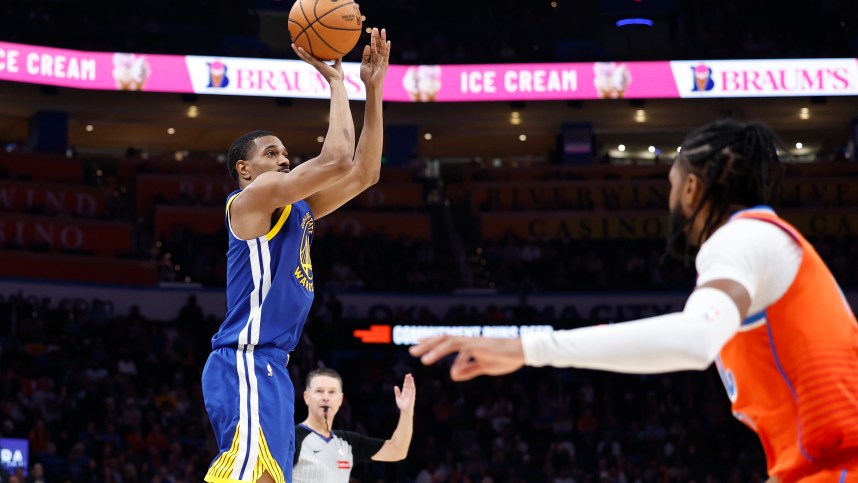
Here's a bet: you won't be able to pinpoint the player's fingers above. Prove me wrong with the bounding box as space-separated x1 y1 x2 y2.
291 44 306 59
450 353 482 382
394 385 401 398
361 45 371 63
417 337 462 365
408 335 445 356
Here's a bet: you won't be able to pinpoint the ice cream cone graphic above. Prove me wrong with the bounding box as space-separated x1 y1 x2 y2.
593 62 632 99
693 63 712 92
208 61 228 88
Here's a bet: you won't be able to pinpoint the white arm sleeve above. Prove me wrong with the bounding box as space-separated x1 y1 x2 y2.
520 216 803 374
520 287 741 373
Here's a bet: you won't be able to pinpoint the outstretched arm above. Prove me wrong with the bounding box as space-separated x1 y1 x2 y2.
306 28 391 219
231 48 354 225
410 281 750 381
371 373 415 462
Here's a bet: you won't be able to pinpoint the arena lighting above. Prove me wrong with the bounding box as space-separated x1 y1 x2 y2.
166 127 176 135
618 144 626 152
423 133 433 140
795 142 803 149
85 124 94 132
616 18 654 27
648 146 656 153
316 136 324 143
519 134 527 141
800 107 810 120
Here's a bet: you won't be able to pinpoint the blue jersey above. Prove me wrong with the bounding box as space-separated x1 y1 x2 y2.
212 191 315 351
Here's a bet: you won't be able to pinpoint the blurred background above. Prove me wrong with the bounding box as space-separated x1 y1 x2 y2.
1 0 857 481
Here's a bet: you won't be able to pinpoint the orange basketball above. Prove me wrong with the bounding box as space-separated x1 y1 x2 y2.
288 0 363 61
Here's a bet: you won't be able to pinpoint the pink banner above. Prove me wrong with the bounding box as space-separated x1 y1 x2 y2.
384 61 679 102
2 40 857 101
0 41 191 92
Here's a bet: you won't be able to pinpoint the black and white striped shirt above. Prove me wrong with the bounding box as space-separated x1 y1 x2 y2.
292 424 385 483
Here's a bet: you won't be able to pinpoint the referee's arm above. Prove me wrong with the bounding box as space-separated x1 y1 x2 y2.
371 374 415 462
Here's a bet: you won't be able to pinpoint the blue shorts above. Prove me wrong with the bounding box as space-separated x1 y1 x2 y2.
202 346 295 483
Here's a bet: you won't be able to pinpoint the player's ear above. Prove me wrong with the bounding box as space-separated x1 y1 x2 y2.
682 172 704 210
236 159 251 181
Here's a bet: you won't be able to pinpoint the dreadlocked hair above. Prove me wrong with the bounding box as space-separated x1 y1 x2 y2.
678 119 785 245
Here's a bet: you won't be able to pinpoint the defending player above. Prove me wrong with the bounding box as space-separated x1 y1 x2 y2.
412 119 858 482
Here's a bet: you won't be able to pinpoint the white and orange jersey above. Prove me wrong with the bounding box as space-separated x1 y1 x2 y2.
714 208 858 481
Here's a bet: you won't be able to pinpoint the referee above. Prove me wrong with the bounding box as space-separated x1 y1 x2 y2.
293 368 416 482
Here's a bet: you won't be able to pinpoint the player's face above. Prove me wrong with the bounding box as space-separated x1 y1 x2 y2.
239 136 291 182
304 375 343 420
666 159 698 257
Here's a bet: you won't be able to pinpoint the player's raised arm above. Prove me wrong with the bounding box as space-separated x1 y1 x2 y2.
229 51 355 231
306 27 391 219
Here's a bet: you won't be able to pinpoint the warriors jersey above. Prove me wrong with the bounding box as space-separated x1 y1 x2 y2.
212 190 316 351
292 424 384 483
714 208 858 481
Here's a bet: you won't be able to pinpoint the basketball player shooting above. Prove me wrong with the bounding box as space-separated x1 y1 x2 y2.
201 28 390 483
411 120 858 482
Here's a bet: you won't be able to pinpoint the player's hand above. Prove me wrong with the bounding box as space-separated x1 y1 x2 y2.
393 373 415 415
409 336 525 382
360 27 390 89
292 44 345 83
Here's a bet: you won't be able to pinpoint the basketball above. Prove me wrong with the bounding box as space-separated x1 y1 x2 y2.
288 0 363 61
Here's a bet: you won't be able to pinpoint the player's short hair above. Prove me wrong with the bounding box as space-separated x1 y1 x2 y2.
677 119 784 244
305 368 343 391
227 130 274 181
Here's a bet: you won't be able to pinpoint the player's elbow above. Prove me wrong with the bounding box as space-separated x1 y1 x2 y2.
317 153 352 181
683 344 720 371
391 447 408 462
362 166 381 187
332 154 354 175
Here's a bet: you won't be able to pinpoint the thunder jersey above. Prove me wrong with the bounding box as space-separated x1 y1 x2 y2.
211 190 315 351
715 209 858 481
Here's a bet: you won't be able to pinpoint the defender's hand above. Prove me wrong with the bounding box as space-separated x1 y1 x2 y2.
410 336 525 381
